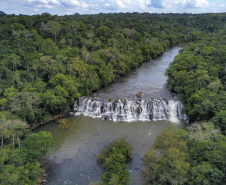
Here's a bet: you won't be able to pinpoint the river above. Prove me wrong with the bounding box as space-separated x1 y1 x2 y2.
35 46 187 185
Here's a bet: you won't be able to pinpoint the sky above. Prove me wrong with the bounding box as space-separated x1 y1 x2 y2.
0 0 225 15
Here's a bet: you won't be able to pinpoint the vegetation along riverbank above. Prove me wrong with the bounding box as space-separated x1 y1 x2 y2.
0 12 226 184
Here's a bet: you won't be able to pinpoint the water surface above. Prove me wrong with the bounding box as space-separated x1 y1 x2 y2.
36 47 186 185
91 47 182 99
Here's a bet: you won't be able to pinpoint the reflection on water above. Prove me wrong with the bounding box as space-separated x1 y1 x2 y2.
35 47 186 185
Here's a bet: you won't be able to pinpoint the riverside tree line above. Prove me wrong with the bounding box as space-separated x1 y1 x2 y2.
0 12 226 184
92 123 226 185
0 12 225 125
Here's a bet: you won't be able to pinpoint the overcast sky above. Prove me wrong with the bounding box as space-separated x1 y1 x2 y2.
0 0 225 15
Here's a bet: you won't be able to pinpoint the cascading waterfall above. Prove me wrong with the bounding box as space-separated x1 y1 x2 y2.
73 96 187 123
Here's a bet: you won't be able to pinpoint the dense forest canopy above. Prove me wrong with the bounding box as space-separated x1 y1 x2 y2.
166 32 226 133
0 112 53 184
0 12 225 126
0 12 226 184
142 123 226 185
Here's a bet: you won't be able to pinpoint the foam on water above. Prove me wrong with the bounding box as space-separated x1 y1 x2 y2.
74 96 187 124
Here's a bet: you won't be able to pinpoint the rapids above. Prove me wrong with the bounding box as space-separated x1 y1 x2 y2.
74 97 187 123
36 46 187 185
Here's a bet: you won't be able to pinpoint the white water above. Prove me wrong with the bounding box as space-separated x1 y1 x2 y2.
37 47 187 185
74 97 187 124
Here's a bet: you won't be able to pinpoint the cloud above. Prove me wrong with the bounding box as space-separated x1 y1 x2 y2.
101 0 149 12
0 0 225 15
184 0 209 9
219 2 226 8
149 0 209 9
61 0 80 7
37 4 55 8
27 0 60 5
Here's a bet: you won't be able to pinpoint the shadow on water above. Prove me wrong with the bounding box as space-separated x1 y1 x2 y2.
35 47 187 185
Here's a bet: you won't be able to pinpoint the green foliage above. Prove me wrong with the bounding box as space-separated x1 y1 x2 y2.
142 125 190 185
0 13 225 184
0 116 53 185
166 34 226 132
187 122 220 140
96 26 111 43
22 131 54 163
187 122 226 184
8 92 41 124
142 123 226 185
1 13 225 126
97 138 133 185
211 110 226 134
57 118 70 130
188 162 224 185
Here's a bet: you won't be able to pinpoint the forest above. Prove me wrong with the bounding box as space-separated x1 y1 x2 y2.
166 33 226 134
0 12 225 125
0 12 225 184
142 123 226 185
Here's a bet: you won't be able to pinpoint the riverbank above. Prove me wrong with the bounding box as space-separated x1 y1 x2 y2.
37 158 48 185
31 46 175 130
31 111 70 130
35 47 188 185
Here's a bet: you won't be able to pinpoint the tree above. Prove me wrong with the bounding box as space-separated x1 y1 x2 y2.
22 131 53 163
0 129 53 185
49 73 80 107
97 138 133 185
57 118 70 130
142 125 190 185
211 110 226 134
39 55 57 81
41 21 61 40
188 162 224 185
0 116 10 149
9 92 41 124
6 119 28 148
187 122 226 184
96 26 110 43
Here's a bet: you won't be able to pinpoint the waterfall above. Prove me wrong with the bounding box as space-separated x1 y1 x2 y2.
73 97 187 123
